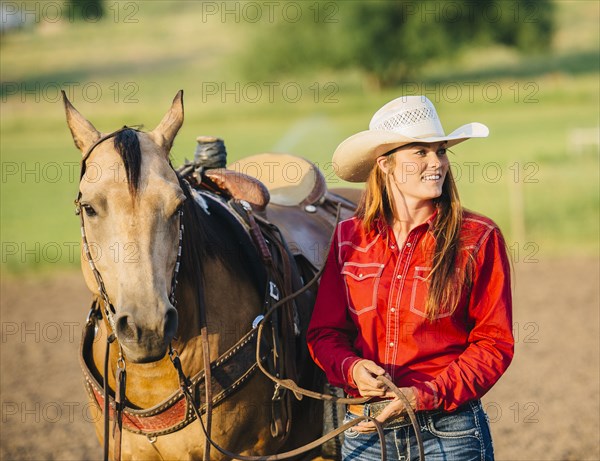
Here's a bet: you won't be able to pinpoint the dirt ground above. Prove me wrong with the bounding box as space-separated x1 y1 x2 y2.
1 257 599 461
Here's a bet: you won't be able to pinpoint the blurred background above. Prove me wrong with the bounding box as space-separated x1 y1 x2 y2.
1 1 598 460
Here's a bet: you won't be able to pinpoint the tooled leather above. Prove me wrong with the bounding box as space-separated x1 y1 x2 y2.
80 320 259 437
266 191 357 270
205 169 270 212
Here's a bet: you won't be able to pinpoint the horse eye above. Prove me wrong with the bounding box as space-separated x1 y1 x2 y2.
83 205 97 217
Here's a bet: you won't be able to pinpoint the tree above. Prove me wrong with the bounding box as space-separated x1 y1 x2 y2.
240 0 555 87
68 0 104 21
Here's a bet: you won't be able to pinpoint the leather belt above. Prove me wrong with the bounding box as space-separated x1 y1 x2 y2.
348 400 476 430
347 401 430 428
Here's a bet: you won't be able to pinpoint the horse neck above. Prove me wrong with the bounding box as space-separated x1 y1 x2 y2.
172 188 265 378
175 255 263 378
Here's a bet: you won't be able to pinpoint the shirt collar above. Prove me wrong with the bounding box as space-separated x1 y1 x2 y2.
426 207 439 231
372 207 438 240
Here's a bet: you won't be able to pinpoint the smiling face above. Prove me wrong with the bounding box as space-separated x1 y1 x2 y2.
377 141 450 212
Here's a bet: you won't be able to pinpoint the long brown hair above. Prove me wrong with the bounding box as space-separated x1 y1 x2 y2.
355 152 472 320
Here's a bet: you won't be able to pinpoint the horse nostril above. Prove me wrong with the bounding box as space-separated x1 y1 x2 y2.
164 307 178 342
115 313 139 345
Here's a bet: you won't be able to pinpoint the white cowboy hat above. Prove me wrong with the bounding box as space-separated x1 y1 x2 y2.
332 95 489 182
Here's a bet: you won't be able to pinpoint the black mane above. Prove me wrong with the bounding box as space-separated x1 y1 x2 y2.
114 129 142 196
177 176 267 303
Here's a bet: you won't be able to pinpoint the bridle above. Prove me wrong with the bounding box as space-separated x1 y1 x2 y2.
75 127 425 461
75 127 184 461
75 127 184 322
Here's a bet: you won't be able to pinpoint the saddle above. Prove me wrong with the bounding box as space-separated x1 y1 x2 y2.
230 153 327 208
200 152 357 269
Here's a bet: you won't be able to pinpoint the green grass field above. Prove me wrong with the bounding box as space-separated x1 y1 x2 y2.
1 1 598 272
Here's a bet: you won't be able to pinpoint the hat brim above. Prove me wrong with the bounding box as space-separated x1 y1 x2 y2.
332 122 489 182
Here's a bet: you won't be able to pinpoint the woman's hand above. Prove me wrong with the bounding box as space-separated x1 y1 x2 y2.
351 359 389 398
353 387 417 434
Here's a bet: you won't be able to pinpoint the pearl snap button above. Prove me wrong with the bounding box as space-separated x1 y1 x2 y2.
359 273 363 278
389 342 394 347
406 242 412 247
397 274 402 279
391 308 396 313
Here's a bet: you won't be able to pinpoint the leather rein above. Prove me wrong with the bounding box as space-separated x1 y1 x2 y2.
76 128 424 461
169 205 425 460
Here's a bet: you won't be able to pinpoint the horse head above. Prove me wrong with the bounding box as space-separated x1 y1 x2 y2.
64 91 185 363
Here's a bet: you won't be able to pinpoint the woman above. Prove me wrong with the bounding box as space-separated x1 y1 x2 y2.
307 96 513 460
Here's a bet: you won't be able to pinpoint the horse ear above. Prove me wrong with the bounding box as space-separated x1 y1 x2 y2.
150 90 184 155
62 90 100 154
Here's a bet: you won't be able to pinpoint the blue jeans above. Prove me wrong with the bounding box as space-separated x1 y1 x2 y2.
342 400 494 461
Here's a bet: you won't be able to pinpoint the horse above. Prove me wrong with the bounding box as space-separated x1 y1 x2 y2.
63 90 347 460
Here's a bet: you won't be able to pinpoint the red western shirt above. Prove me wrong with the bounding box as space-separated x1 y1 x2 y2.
307 210 514 412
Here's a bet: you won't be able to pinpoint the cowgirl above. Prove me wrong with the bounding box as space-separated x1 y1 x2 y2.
307 96 514 460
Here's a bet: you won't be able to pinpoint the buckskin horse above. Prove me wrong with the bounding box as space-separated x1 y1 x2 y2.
64 90 370 460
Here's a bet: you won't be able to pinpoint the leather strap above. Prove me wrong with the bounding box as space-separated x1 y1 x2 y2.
80 310 261 438
114 364 126 461
103 329 113 461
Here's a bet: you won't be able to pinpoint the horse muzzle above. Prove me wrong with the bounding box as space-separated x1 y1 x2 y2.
114 306 178 363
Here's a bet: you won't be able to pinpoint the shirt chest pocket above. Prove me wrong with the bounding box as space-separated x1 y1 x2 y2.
341 263 384 315
409 266 452 319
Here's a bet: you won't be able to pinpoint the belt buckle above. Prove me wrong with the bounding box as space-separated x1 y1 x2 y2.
367 400 411 429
